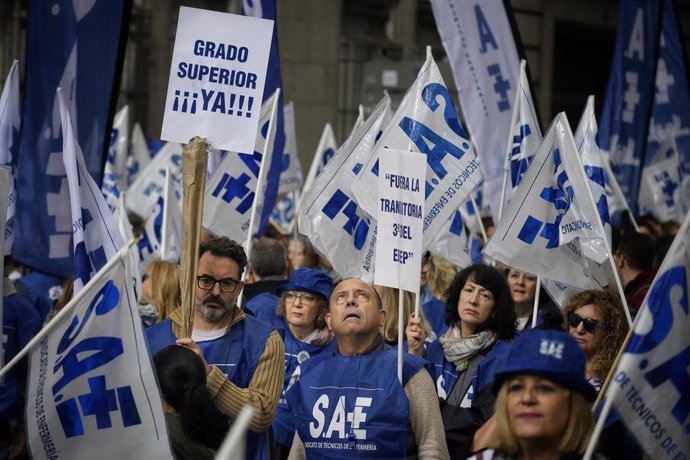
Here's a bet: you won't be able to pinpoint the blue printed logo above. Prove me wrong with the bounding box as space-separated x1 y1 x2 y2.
517 148 573 248
321 189 370 250
210 172 254 214
510 124 534 187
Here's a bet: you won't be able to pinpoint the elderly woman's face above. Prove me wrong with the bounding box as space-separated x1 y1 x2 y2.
457 277 495 334
284 291 321 330
568 304 604 359
506 375 570 445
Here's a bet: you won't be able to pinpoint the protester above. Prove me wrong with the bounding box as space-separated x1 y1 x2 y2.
420 252 458 337
154 345 229 460
562 290 629 393
270 268 336 459
145 236 284 459
406 264 516 458
375 284 432 345
243 237 289 321
286 278 449 459
286 235 319 270
505 269 561 332
139 259 180 326
613 232 656 315
1 270 42 459
467 329 602 460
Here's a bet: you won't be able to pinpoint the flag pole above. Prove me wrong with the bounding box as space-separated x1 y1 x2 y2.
530 275 541 329
160 166 172 261
179 137 208 339
237 88 281 307
0 240 136 380
291 189 300 271
215 405 254 459
397 288 404 384
564 119 633 326
302 123 331 196
583 395 614 460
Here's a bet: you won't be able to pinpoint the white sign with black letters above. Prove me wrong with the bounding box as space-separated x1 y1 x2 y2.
161 6 273 152
374 149 426 292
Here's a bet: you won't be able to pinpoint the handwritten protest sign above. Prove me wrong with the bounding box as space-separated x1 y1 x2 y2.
374 150 426 292
161 6 273 152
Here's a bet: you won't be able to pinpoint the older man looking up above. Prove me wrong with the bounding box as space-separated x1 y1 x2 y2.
286 278 449 459
146 236 284 460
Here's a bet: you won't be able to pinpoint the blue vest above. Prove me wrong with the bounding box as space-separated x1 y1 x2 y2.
2 293 41 421
145 314 274 460
286 347 427 459
270 318 337 447
421 297 448 338
425 339 459 401
244 292 280 323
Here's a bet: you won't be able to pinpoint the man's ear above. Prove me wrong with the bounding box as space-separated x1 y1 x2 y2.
378 308 386 328
325 312 332 331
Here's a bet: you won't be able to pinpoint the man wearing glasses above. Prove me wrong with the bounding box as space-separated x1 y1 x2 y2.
146 236 284 460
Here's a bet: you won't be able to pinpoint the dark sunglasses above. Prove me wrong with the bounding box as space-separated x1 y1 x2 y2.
567 312 601 334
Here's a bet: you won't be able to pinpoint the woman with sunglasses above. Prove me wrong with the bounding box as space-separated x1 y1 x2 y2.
562 290 629 393
270 268 336 459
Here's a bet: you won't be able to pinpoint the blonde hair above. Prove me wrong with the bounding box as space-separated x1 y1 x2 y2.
142 260 181 321
426 254 458 299
374 285 431 343
562 289 629 380
493 379 594 454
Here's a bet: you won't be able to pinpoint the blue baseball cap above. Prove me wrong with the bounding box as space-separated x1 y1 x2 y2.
493 329 597 402
277 268 334 301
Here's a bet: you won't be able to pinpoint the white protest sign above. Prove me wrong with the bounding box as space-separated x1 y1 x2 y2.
161 6 273 152
374 150 426 292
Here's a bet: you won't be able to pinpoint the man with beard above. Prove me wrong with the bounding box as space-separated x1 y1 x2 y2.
146 237 284 460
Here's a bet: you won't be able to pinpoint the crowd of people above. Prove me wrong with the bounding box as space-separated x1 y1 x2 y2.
0 210 680 459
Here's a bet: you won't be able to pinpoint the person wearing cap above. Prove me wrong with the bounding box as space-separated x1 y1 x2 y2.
270 268 337 459
286 278 450 459
467 329 603 460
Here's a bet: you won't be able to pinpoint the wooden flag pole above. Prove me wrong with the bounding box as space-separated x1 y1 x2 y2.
179 136 208 339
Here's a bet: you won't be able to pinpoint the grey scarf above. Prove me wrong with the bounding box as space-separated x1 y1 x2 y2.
440 326 496 371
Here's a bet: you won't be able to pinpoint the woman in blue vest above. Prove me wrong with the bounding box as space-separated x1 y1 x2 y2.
406 263 516 458
270 268 336 459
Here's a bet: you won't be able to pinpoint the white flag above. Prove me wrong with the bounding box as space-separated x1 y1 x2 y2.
303 122 337 195
58 89 124 293
126 142 183 220
501 59 542 213
428 209 472 269
0 60 20 255
25 249 172 460
607 208 690 460
353 49 482 250
430 0 520 220
277 101 302 195
484 113 609 290
160 168 182 262
102 106 129 212
299 93 392 282
126 122 151 186
113 193 142 303
203 90 279 241
638 137 683 222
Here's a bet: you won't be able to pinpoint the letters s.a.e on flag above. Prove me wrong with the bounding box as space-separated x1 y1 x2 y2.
428 209 472 269
374 150 426 293
354 49 482 250
161 6 273 153
0 60 20 256
125 142 183 219
126 122 151 186
484 113 608 290
597 0 662 213
25 247 172 460
277 101 302 195
299 93 392 282
645 0 690 175
203 90 279 242
500 59 542 217
302 123 337 195
58 89 124 293
430 0 520 220
15 0 129 278
606 209 690 460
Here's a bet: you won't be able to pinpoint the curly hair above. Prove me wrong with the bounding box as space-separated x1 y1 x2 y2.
444 264 516 340
562 290 629 380
199 236 247 274
426 254 458 299
279 291 329 330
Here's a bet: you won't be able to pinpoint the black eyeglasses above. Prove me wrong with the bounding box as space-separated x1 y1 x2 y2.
567 312 601 334
196 275 240 293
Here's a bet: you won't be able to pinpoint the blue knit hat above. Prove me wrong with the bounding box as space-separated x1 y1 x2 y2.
277 268 334 301
493 329 597 402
